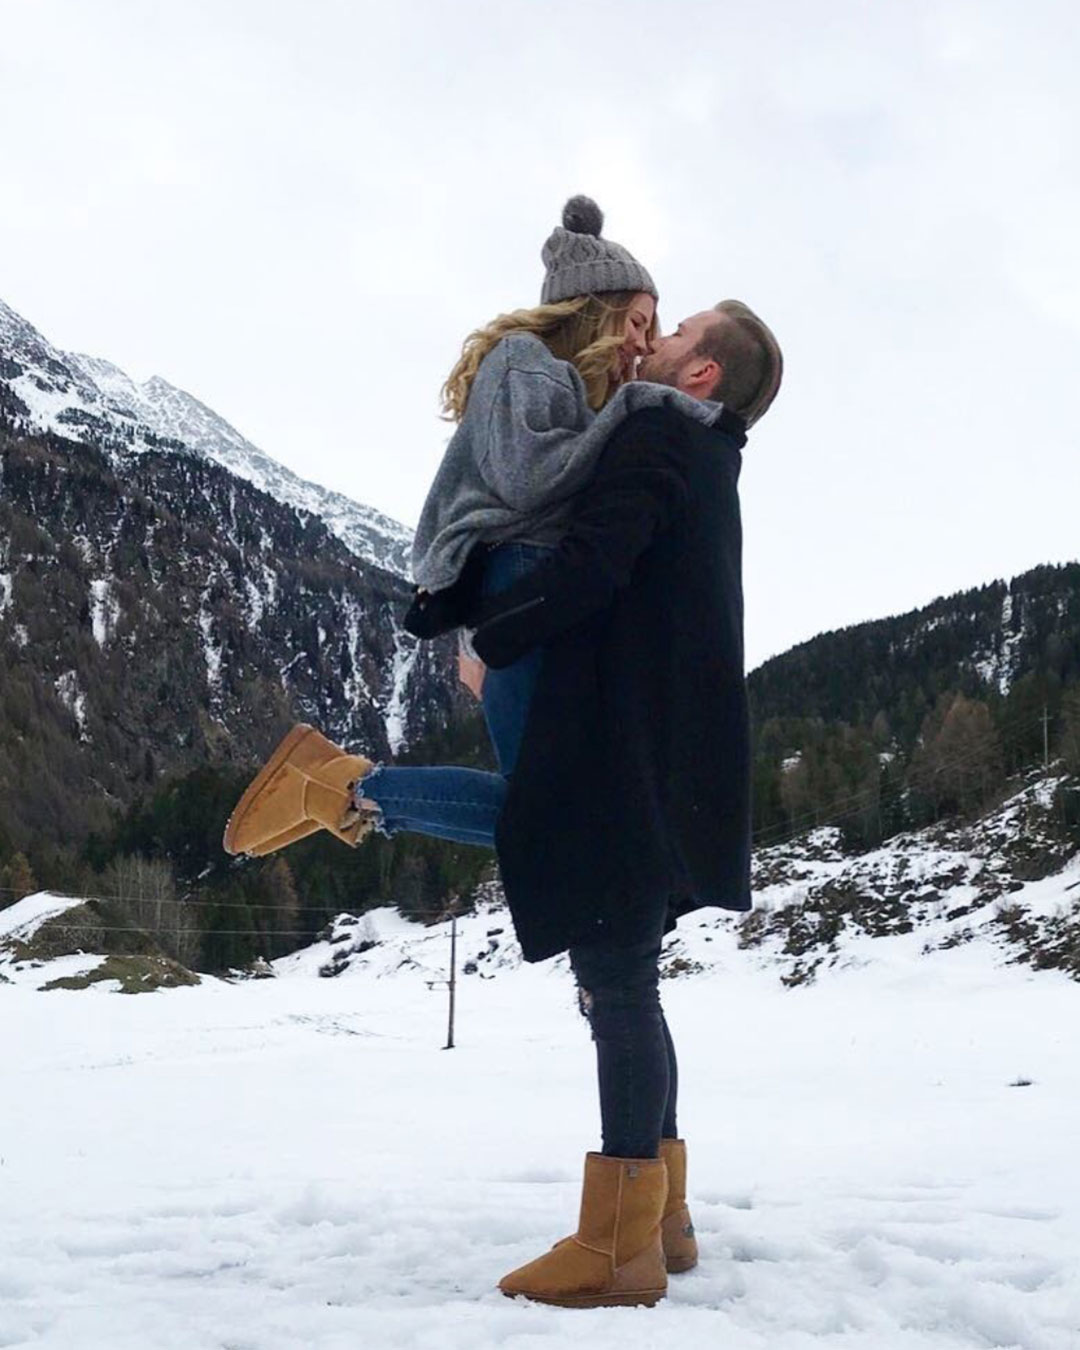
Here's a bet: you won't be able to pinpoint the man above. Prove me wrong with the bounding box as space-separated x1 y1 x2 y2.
445 300 781 1308
224 299 782 1308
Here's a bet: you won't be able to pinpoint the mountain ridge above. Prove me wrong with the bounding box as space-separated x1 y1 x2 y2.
0 296 413 575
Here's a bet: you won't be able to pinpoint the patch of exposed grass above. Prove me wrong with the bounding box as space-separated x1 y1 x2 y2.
41 954 200 994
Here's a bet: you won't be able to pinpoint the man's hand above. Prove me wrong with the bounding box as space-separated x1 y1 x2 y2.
458 649 486 700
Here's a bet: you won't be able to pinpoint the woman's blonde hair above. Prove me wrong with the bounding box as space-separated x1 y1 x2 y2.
441 291 657 422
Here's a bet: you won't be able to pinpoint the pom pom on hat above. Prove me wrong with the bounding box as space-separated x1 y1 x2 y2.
562 195 604 238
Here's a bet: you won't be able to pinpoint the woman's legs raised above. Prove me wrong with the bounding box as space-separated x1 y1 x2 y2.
358 764 505 847
358 543 553 847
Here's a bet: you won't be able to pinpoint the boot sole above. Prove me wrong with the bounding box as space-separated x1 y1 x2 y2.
500 1288 666 1309
223 723 318 856
245 815 324 857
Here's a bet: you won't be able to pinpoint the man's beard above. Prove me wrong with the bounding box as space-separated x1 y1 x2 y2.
637 350 681 387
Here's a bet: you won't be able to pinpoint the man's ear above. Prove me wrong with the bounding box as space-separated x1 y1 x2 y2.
687 358 721 395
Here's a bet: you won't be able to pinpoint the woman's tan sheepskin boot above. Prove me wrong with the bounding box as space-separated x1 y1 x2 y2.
223 723 375 857
498 1152 668 1308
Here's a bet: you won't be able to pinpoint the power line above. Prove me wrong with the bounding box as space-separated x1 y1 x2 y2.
2 922 325 939
0 884 355 914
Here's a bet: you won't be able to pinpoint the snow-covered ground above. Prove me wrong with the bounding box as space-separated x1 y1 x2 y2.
2 898 1079 1349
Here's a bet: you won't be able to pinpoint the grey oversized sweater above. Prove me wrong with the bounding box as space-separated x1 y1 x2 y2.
411 333 730 591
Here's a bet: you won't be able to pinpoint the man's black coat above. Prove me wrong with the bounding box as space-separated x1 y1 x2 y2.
406 404 752 963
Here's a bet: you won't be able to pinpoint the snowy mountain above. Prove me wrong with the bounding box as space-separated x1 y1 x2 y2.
0 405 463 857
0 296 413 575
750 565 1080 724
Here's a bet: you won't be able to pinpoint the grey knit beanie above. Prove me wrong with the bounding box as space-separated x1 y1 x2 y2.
540 196 657 305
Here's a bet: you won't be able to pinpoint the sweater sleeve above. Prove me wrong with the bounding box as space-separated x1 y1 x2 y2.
469 409 690 668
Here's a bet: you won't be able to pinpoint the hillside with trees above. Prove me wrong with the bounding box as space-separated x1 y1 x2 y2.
3 393 1079 974
748 565 1080 850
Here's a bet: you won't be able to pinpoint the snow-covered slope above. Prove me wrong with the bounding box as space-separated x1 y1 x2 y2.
267 773 1080 993
0 296 413 575
0 891 107 992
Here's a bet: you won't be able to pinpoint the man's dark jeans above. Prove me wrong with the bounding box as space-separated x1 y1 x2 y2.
569 917 679 1159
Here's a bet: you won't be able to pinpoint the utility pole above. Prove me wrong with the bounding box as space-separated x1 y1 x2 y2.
1043 704 1051 770
426 897 460 1050
445 912 458 1050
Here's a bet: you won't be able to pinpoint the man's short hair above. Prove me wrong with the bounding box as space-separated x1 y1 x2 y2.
694 300 783 426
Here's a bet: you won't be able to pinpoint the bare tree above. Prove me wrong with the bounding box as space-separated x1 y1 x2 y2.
911 693 1003 817
102 855 200 968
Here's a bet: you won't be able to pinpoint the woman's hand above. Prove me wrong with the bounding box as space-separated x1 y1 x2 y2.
458 649 487 700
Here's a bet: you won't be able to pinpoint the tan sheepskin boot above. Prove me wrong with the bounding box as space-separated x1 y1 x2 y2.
498 1152 668 1309
659 1137 698 1273
223 724 376 857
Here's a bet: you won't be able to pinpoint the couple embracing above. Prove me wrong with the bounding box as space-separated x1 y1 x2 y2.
224 196 782 1309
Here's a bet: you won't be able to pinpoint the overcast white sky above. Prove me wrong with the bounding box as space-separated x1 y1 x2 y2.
2 0 1078 669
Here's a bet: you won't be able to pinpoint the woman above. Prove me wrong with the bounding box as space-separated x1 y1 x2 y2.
223 197 726 1309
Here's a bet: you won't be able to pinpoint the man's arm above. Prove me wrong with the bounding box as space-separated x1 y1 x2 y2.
468 408 690 669
478 337 712 516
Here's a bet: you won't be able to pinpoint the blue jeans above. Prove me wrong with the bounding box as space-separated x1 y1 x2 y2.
358 543 550 845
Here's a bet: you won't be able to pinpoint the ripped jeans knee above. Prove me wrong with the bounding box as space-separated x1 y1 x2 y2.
567 938 672 1159
352 762 390 837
